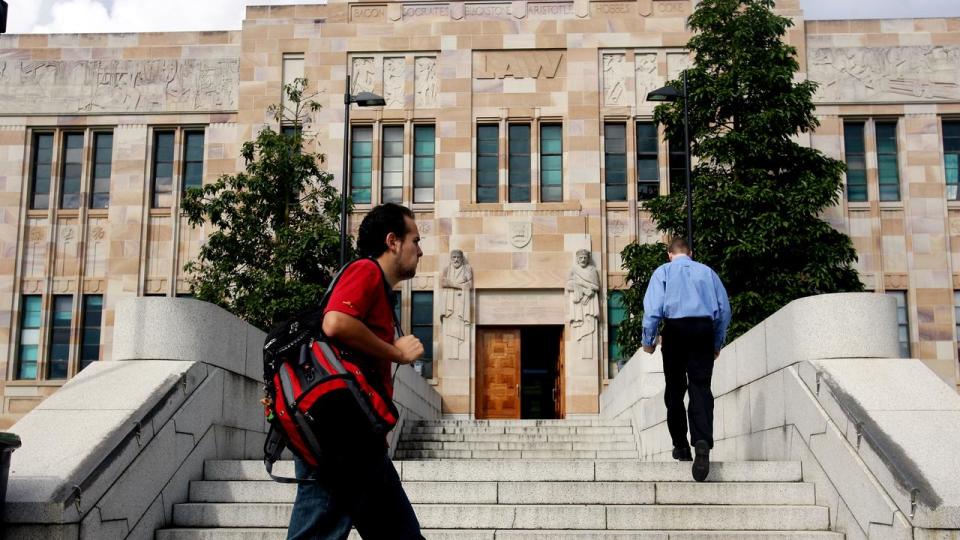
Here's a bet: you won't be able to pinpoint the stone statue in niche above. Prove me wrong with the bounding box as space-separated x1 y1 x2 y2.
415 57 438 108
440 250 473 362
567 249 601 360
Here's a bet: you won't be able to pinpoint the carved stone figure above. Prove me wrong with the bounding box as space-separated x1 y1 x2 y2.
635 53 659 106
383 57 405 108
441 250 473 362
352 58 376 94
603 54 627 106
809 46 960 102
567 249 601 360
415 57 438 108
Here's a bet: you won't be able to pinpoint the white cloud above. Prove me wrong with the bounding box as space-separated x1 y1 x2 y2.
16 0 327 34
798 0 959 20
7 0 47 33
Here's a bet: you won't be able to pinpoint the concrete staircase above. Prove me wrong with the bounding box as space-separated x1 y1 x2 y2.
156 419 841 539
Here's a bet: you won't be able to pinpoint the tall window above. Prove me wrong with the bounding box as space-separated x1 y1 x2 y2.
411 291 434 378
152 131 175 208
414 125 436 203
182 131 205 193
60 133 84 209
90 132 113 209
885 291 910 358
637 122 659 200
477 125 499 203
79 295 103 371
876 121 900 202
844 122 867 202
30 133 54 210
954 291 960 366
350 126 373 204
47 295 73 379
540 123 563 202
944 120 960 200
604 123 627 201
508 124 531 202
608 291 627 378
17 296 42 380
381 126 404 203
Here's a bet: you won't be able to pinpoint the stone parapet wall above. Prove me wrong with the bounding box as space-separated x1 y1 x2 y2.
602 292 960 538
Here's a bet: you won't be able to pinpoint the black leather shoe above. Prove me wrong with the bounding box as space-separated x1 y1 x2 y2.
692 440 710 482
672 445 692 461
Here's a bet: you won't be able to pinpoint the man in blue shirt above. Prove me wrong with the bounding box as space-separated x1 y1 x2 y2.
642 237 731 482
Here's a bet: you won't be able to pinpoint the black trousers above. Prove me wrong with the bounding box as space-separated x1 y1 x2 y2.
661 317 715 449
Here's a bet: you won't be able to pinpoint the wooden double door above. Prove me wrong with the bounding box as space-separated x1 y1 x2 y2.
476 326 565 419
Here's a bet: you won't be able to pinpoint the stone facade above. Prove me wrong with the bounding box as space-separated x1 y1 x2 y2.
1 1 959 426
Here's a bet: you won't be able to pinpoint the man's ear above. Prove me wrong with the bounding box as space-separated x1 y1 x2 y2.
384 231 399 253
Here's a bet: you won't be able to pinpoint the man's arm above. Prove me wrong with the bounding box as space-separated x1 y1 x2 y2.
641 266 666 352
323 311 422 365
712 271 731 353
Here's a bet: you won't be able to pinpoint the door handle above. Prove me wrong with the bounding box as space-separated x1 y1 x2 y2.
516 384 520 398
552 387 557 403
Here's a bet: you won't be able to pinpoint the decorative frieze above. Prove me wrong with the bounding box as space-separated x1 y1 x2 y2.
809 46 960 102
0 58 239 114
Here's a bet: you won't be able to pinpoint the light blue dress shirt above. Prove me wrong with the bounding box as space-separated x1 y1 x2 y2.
641 255 731 351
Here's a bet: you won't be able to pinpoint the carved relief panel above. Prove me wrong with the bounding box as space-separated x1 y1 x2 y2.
54 219 80 277
85 218 108 278
667 51 692 81
415 57 439 108
809 46 960 102
23 219 49 279
602 53 628 106
146 215 173 286
383 57 406 109
0 58 239 114
351 57 377 95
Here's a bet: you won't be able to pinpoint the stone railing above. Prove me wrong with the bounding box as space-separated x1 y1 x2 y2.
4 297 441 539
601 292 960 539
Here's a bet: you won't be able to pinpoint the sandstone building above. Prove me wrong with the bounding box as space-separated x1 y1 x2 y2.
1 0 958 427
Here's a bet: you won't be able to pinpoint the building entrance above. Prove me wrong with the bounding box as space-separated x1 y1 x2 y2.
476 326 564 419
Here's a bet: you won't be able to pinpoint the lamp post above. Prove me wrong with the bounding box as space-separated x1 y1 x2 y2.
647 70 693 255
340 74 386 266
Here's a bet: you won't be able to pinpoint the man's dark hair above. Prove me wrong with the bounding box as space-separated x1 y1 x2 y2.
668 237 690 254
357 203 415 258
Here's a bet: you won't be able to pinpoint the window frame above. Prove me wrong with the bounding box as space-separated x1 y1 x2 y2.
636 121 660 201
350 125 374 205
413 124 436 204
539 122 563 203
508 123 532 203
604 122 627 202
410 291 434 379
381 124 405 204
29 132 55 211
476 123 500 203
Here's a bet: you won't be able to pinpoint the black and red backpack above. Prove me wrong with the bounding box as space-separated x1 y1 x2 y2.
261 258 401 482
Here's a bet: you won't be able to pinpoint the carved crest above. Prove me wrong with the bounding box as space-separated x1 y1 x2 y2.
509 222 532 248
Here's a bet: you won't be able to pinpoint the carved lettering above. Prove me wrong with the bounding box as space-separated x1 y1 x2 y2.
0 58 238 114
465 3 512 18
475 51 565 80
403 4 450 18
654 1 687 14
527 2 574 17
591 2 631 15
351 5 386 20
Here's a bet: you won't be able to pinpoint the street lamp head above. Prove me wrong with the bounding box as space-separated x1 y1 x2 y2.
353 91 386 107
646 85 681 102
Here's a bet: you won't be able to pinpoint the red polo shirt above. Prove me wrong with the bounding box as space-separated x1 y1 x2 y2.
323 259 396 398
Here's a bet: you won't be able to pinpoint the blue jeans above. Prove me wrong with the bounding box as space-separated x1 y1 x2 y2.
286 450 424 540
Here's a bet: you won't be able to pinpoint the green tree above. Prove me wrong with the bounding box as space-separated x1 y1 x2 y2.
182 79 352 331
617 0 863 358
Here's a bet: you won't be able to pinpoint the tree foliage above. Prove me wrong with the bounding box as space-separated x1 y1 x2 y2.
617 0 863 357
182 79 352 331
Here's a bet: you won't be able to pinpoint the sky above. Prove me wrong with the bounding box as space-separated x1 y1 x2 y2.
5 0 960 34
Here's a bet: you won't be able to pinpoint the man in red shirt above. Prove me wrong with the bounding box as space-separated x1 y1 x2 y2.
287 203 425 540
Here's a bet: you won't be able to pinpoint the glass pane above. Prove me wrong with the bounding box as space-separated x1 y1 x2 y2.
604 123 625 143
183 163 203 190
412 327 433 358
637 156 658 181
383 126 404 142
509 156 530 175
382 187 402 203
638 181 659 200
879 184 900 202
383 156 404 172
541 185 562 202
185 132 205 161
155 163 173 183
352 188 371 204
24 296 42 327
606 184 627 201
412 292 433 325
541 169 562 186
847 184 868 202
155 132 175 160
477 186 498 203
876 123 897 153
414 157 435 172
383 141 403 156
510 185 531 202
605 152 626 172
352 158 372 173
636 123 658 153
414 187 434 203
382 170 403 188
95 133 113 162
94 163 112 182
605 167 626 184
509 125 530 152
18 356 37 380
478 138 499 155
352 126 373 142
91 193 110 209
351 171 372 187
541 155 562 171
414 170 435 188
352 140 373 155
843 123 865 153
945 154 958 184
944 121 960 138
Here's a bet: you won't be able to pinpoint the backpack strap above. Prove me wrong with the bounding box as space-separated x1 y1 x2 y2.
263 425 319 484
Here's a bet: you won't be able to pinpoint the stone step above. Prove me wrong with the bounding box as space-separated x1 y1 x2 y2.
400 432 637 443
396 441 638 451
404 426 634 435
393 450 640 460
205 460 803 483
171 503 830 530
189 480 815 505
157 529 844 540
411 419 633 427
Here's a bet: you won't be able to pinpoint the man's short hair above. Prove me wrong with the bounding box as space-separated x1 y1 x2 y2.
357 203 415 258
668 237 690 254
